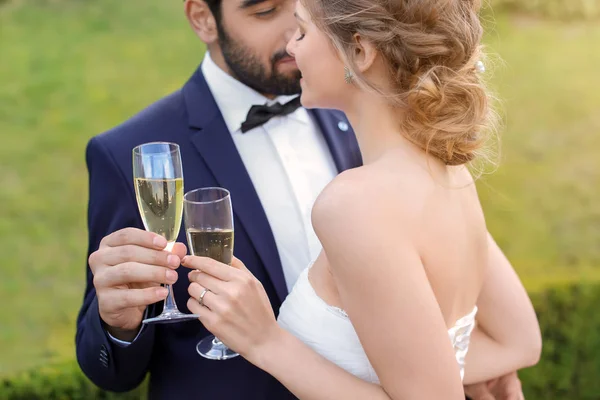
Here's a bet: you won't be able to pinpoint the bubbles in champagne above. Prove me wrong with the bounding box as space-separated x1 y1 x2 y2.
135 178 184 242
186 229 234 265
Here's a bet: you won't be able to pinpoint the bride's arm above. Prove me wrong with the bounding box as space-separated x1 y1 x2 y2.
461 232 542 384
254 328 393 400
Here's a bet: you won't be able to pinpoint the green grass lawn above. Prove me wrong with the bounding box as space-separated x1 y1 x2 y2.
479 14 600 290
1 0 599 376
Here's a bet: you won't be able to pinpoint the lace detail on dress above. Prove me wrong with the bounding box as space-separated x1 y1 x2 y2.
448 306 478 380
305 267 349 318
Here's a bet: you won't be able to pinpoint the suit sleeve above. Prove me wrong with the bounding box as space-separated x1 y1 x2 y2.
75 136 156 392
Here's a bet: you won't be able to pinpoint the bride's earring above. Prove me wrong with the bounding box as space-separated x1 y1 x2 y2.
344 66 353 84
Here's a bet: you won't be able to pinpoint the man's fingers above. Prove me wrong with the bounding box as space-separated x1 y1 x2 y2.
486 378 500 390
94 245 181 269
101 287 169 311
464 383 495 400
492 372 523 400
506 378 524 400
472 393 494 400
100 228 167 250
94 263 180 288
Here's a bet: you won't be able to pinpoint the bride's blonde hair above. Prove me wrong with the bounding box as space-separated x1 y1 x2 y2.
302 0 499 167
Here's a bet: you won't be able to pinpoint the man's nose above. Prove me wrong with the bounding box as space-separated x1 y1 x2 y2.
286 33 297 57
283 23 297 43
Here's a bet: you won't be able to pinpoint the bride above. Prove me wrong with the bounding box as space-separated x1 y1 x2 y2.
182 0 542 398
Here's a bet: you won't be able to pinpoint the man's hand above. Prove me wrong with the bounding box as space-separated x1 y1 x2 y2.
89 228 187 340
465 372 524 400
465 379 496 400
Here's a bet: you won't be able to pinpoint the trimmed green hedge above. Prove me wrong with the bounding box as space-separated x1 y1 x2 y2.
2 283 600 399
521 284 600 399
0 362 146 400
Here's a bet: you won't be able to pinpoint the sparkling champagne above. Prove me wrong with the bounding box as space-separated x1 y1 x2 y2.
134 177 184 242
187 229 234 265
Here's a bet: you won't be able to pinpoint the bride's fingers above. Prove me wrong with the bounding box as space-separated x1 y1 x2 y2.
189 270 227 294
187 296 213 321
188 282 217 311
230 256 249 272
182 256 236 280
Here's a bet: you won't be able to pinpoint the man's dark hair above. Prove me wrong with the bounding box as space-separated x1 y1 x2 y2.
184 1 222 24
203 0 222 24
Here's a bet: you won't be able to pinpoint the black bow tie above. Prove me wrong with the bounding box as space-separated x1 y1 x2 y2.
240 96 302 133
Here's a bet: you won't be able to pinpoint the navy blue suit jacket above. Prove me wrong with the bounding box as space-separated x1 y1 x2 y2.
75 65 362 399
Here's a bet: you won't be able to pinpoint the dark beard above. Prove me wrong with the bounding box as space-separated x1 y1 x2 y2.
218 26 301 96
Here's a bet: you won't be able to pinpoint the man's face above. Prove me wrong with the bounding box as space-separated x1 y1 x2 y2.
217 0 301 96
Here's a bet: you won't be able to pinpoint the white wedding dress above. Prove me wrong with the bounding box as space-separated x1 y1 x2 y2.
277 266 477 383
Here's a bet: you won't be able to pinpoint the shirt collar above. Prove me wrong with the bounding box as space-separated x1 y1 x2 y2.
201 52 307 133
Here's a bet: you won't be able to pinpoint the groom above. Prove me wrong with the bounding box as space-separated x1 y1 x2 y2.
76 0 521 399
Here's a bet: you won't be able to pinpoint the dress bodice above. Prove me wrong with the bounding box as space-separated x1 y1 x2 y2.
277 267 477 383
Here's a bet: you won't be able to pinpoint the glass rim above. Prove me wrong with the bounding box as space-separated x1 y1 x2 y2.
133 142 180 156
184 187 231 205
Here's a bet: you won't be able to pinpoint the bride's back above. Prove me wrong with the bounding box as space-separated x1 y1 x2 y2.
311 148 488 329
403 158 488 327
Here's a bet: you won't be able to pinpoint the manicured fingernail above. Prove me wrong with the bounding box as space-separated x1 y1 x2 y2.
167 255 180 267
166 270 178 282
153 236 167 248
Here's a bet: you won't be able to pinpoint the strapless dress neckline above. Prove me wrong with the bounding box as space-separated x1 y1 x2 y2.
277 267 477 383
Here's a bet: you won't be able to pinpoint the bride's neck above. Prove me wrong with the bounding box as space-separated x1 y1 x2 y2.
343 93 408 165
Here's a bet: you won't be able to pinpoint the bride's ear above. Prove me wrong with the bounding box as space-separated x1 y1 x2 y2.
351 34 378 74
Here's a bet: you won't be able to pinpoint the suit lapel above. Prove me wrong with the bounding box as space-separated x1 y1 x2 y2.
309 108 362 173
183 69 288 303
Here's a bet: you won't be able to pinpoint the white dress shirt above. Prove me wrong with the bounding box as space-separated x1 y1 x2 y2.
202 52 338 291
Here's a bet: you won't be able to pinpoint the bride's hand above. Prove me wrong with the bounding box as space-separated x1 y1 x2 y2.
182 255 282 361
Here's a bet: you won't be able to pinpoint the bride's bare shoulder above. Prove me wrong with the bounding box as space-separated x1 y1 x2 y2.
313 166 376 208
314 167 370 207
311 165 418 241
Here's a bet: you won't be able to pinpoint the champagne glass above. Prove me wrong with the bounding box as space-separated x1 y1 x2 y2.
133 142 199 324
184 187 239 360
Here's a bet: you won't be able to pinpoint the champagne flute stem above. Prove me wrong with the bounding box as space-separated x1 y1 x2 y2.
163 284 179 312
162 241 178 313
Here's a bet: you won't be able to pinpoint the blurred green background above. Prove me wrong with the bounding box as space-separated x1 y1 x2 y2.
1 0 599 397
